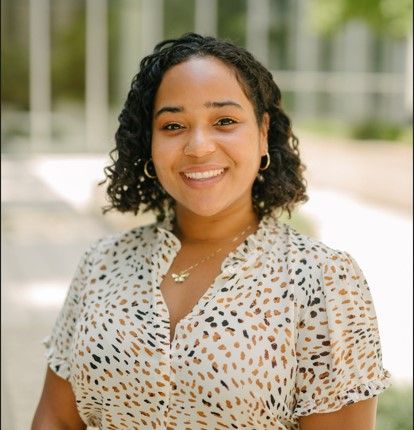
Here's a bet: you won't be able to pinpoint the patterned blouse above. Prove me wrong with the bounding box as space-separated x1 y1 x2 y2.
43 212 391 430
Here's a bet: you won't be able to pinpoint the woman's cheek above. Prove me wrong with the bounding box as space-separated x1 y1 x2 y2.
151 146 178 186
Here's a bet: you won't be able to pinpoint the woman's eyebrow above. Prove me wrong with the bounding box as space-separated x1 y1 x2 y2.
155 105 184 117
155 100 243 118
204 100 243 109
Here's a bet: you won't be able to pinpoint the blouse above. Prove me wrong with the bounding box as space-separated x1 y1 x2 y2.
43 212 391 430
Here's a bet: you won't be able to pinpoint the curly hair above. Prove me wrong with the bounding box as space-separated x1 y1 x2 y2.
100 32 307 221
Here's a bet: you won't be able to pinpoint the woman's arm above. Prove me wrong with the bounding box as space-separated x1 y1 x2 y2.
31 366 86 430
299 397 378 430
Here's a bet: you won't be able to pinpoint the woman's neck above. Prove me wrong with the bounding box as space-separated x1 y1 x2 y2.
173 203 259 244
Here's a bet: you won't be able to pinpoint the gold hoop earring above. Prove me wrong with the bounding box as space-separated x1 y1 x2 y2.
144 159 157 179
259 152 270 171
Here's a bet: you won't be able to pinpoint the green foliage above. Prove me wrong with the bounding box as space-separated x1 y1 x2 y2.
298 119 413 143
278 211 316 237
108 1 121 106
279 90 295 115
1 0 30 109
51 2 85 103
1 41 30 109
217 0 247 46
351 121 404 141
309 0 413 39
164 0 195 39
376 384 413 430
268 0 291 70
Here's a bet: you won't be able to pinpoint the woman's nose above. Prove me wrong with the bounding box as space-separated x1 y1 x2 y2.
183 128 216 157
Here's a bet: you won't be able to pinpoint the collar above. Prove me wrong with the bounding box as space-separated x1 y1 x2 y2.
155 210 281 270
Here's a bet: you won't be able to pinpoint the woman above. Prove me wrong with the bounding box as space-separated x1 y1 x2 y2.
32 33 391 430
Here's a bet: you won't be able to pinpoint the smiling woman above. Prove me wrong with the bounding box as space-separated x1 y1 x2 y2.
102 33 307 223
32 33 391 430
151 56 269 218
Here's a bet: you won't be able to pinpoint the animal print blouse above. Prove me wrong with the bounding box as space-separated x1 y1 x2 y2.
43 213 391 429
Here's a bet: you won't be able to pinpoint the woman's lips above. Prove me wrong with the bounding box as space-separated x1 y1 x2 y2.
179 168 227 189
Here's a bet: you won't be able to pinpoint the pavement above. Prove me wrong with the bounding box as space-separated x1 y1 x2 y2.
1 156 111 430
297 130 413 215
1 138 412 429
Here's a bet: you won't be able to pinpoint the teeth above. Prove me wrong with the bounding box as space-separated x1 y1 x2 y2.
184 169 224 180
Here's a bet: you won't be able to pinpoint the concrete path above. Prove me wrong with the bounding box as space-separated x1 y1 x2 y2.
1 156 112 430
1 138 412 429
298 131 412 215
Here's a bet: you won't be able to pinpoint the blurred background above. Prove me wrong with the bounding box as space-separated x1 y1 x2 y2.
1 0 412 429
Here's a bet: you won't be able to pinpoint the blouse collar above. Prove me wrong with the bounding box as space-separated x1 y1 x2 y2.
155 210 281 270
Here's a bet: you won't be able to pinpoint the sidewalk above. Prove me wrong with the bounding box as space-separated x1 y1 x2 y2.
298 131 412 215
1 140 412 429
1 157 112 430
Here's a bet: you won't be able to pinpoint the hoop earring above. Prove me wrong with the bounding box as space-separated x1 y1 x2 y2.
144 159 157 179
259 152 270 171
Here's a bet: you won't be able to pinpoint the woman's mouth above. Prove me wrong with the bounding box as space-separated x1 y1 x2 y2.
183 168 224 180
180 168 227 188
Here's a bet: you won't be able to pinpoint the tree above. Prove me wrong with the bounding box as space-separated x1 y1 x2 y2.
309 0 413 120
309 0 412 39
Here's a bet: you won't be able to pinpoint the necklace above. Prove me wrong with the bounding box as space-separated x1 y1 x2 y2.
171 223 255 283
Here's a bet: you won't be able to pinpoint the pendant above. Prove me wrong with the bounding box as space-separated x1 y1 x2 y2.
171 272 189 283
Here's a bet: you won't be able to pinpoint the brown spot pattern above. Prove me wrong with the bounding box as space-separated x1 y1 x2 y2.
43 213 391 429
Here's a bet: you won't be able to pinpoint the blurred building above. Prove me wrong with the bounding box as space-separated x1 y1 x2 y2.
1 0 412 153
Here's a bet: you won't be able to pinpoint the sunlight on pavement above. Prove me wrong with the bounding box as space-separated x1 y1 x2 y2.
9 281 68 308
31 155 107 212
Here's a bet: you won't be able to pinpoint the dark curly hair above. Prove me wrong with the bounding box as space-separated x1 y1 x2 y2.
100 32 307 222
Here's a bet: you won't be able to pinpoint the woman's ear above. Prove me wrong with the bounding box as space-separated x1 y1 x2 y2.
259 113 270 155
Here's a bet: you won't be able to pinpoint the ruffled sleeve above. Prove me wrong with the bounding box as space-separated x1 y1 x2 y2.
293 251 391 416
42 241 99 380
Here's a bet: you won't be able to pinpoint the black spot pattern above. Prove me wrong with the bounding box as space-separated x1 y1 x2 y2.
42 213 391 429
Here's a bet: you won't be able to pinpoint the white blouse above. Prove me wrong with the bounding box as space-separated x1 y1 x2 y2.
43 212 391 429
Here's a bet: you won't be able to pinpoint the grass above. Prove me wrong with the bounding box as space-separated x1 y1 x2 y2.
351 122 412 143
376 384 413 430
297 119 413 144
277 210 316 237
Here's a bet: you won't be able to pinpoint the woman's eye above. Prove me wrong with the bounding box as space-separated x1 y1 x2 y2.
216 118 237 126
162 123 183 131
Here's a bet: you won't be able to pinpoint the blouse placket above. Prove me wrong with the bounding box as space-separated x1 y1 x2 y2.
150 225 259 425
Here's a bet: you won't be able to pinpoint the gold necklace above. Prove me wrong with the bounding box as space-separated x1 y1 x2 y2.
171 223 254 283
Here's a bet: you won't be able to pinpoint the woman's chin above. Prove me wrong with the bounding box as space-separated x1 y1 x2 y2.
176 199 230 219
185 206 225 219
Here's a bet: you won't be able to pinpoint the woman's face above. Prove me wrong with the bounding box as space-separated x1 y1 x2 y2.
151 56 269 218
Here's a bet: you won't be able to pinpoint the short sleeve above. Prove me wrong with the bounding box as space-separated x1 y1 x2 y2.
293 251 392 416
42 241 98 380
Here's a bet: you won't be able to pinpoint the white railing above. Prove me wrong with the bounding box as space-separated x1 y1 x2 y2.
272 71 405 93
23 0 412 152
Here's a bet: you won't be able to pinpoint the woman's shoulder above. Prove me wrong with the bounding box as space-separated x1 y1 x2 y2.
263 217 365 294
272 222 370 315
280 222 359 278
265 217 350 267
83 221 161 259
